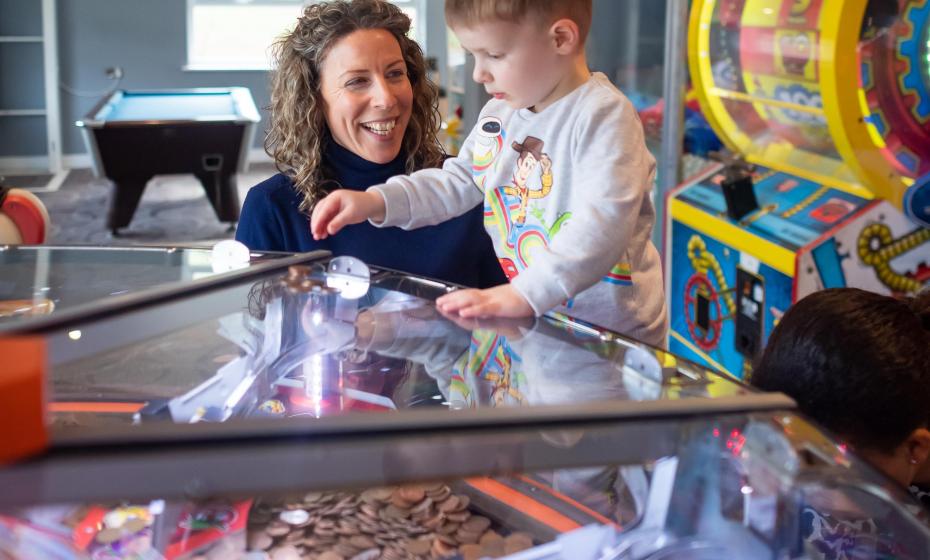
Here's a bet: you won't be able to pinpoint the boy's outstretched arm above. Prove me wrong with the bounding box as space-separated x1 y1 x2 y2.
310 190 385 240
436 284 534 318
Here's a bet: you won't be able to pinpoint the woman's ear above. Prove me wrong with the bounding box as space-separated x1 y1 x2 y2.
548 18 581 54
907 427 930 467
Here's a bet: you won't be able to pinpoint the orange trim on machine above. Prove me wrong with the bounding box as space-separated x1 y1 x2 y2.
0 337 47 464
514 475 621 529
49 401 146 414
463 477 582 533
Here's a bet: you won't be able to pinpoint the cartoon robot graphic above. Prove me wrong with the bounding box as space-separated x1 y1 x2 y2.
472 116 505 189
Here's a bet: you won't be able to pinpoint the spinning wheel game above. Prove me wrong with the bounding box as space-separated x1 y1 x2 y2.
667 0 930 378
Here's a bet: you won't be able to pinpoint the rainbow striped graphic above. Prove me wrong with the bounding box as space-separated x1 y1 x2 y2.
603 263 632 286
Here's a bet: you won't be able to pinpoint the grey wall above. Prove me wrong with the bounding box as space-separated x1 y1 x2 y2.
0 0 48 156
1 0 452 160
588 0 667 100
2 0 666 160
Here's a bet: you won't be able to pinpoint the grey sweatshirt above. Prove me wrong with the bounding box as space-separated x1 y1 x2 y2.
372 73 667 346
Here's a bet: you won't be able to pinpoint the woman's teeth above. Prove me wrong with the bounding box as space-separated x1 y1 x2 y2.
362 120 396 136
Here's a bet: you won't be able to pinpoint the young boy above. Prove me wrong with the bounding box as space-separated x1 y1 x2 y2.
311 0 668 347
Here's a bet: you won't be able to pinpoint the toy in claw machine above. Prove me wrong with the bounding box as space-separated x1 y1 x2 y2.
668 0 930 378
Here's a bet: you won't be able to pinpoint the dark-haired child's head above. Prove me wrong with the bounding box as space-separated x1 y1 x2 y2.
752 288 930 487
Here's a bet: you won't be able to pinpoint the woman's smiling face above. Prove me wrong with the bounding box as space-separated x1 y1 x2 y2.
319 28 413 163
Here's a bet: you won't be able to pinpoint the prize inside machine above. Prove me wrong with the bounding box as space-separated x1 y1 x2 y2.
9 254 928 559
667 0 930 378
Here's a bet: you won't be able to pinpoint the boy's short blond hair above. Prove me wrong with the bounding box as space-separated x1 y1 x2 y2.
445 0 593 43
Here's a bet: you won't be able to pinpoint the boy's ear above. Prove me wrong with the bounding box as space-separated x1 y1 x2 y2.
548 18 581 54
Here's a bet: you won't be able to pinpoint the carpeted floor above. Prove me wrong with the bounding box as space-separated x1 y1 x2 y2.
21 164 278 245
10 155 712 246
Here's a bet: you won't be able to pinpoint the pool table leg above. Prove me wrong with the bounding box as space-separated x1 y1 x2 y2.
195 171 240 225
107 177 150 235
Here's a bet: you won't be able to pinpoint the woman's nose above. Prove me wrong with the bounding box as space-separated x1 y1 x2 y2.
371 77 398 109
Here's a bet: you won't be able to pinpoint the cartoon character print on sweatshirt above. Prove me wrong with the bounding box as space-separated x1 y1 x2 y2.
449 330 526 408
479 134 569 281
474 122 633 297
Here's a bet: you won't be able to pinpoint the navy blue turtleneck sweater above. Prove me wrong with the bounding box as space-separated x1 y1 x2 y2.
236 142 506 288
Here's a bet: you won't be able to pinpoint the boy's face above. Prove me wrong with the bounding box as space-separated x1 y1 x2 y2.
452 19 563 111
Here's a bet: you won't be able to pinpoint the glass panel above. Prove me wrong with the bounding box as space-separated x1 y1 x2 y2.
43 258 751 435
0 246 286 328
3 412 927 559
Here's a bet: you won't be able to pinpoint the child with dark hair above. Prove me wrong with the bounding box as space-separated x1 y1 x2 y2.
752 287 930 490
751 288 930 557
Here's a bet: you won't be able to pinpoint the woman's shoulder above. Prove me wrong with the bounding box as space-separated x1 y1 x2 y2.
243 173 303 211
248 172 297 199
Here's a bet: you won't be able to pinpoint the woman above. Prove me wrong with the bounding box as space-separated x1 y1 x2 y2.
236 0 505 288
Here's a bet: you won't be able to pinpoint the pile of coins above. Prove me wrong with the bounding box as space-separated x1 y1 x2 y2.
247 484 535 559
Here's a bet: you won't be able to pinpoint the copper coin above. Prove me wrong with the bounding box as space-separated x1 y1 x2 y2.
438 522 460 535
455 528 480 544
480 530 503 543
317 552 345 560
422 513 444 530
348 535 376 549
437 496 460 513
409 496 433 515
427 486 451 502
333 542 360 557
452 495 470 512
504 532 534 554
302 491 326 503
405 537 432 555
446 511 470 523
460 543 484 560
463 516 491 534
384 505 410 519
431 536 457 557
390 493 416 509
397 486 426 504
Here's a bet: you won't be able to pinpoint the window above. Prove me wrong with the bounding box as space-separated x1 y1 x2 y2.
186 0 425 71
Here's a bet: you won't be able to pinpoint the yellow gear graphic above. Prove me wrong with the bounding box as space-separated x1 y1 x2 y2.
687 235 736 314
857 223 930 293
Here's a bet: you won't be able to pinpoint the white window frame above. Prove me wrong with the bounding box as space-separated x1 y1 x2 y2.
185 0 426 72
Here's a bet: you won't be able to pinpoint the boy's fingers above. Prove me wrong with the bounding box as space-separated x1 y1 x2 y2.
311 198 338 239
436 289 479 313
326 209 351 235
458 301 495 319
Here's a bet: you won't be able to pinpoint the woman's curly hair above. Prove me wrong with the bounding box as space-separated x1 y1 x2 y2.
266 0 445 213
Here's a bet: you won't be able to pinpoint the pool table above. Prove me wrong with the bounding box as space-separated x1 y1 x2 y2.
77 88 261 234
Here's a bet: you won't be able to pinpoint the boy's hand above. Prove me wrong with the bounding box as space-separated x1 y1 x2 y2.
310 190 386 240
436 284 534 319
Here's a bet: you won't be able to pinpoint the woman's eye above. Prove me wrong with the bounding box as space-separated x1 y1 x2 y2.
387 70 406 79
346 78 368 88
488 53 503 60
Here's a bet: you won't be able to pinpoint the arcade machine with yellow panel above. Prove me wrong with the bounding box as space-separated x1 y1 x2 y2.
667 0 930 378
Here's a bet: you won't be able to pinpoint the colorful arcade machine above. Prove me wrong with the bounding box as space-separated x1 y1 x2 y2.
667 0 930 378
